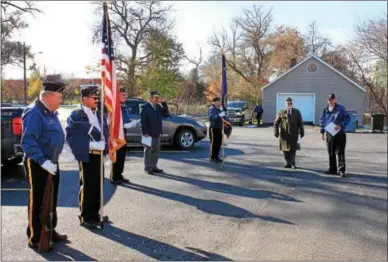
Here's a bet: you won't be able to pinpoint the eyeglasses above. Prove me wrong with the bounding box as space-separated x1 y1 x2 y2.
287 102 293 105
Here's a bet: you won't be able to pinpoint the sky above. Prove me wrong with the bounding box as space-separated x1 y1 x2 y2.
2 1 387 80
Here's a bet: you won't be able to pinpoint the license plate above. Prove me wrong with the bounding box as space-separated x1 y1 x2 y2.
231 118 239 122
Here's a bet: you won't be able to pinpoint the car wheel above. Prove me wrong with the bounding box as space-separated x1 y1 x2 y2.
2 156 23 167
239 116 245 126
175 129 195 149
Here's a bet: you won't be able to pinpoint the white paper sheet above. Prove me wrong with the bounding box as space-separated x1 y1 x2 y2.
297 135 301 144
141 136 152 147
324 122 340 136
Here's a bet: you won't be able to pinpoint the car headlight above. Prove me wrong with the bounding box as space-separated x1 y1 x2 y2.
196 120 206 127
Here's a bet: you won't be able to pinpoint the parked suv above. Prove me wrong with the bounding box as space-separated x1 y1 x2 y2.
124 98 207 149
226 100 253 126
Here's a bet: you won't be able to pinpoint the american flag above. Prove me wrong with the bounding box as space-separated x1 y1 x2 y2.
101 1 126 162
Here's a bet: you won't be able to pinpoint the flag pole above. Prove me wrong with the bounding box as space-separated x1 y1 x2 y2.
221 49 225 168
99 0 109 229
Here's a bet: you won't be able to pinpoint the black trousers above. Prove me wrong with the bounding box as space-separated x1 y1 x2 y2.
209 127 222 159
326 132 346 172
283 150 296 165
256 113 262 125
24 158 60 245
110 145 127 181
78 154 102 223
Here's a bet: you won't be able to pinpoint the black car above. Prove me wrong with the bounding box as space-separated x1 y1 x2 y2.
226 101 253 126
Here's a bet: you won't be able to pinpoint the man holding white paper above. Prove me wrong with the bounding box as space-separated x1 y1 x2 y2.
320 93 350 177
140 91 169 175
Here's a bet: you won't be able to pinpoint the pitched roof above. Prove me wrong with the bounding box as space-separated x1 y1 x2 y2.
262 54 366 92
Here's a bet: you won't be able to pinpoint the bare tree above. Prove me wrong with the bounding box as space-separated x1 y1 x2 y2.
92 1 174 97
1 1 41 66
304 22 332 57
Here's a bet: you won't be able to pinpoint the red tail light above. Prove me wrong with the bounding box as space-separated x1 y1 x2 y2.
12 117 22 136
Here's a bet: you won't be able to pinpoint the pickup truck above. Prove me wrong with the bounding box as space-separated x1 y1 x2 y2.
226 100 253 126
1 106 25 167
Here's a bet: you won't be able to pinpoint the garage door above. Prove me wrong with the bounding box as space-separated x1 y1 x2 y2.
276 93 315 123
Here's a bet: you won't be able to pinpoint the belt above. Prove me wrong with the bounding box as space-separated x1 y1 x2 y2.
90 150 102 155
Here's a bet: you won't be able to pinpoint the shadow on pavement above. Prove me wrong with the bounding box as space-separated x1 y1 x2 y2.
122 182 294 224
89 224 232 261
31 244 97 261
153 172 302 203
1 168 117 208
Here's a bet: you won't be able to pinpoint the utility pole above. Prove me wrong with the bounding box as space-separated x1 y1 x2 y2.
23 42 27 105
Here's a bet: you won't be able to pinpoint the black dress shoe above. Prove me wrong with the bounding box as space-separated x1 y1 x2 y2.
324 170 337 175
52 231 68 242
291 165 297 169
110 180 123 185
80 221 98 229
28 242 39 249
145 170 155 175
339 172 346 177
153 168 164 173
284 164 291 168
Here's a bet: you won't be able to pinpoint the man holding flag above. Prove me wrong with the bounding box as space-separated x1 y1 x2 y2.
66 85 109 229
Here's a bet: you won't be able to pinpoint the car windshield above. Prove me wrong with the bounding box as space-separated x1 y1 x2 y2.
228 102 244 108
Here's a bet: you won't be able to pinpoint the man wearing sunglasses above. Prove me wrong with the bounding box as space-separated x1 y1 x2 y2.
319 93 350 177
66 85 109 229
140 90 169 175
274 97 304 169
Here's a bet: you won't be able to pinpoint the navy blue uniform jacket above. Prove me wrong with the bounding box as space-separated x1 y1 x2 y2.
140 102 169 138
319 103 350 134
65 107 109 163
21 99 65 165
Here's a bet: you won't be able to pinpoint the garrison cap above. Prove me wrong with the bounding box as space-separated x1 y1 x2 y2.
119 87 126 93
43 81 66 93
212 97 221 102
285 97 292 102
150 90 159 97
328 93 336 100
80 85 100 98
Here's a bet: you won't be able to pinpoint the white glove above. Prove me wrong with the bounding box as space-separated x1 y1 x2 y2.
41 160 57 175
219 111 226 117
90 141 105 151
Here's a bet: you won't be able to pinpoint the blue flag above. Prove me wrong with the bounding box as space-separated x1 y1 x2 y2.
221 54 227 112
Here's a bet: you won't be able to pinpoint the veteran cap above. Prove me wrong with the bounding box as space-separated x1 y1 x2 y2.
328 93 336 100
80 85 100 98
43 81 66 93
119 87 126 93
212 97 221 102
285 97 292 102
150 90 159 97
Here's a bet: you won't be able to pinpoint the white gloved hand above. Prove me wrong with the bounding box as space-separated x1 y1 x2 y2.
41 160 57 175
219 111 226 117
90 141 105 151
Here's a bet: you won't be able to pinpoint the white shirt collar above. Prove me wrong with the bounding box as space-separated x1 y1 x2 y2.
149 102 156 109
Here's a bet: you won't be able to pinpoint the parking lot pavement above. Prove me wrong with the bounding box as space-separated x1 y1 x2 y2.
1 126 387 260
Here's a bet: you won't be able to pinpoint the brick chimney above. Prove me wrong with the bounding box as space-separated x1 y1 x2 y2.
290 58 297 68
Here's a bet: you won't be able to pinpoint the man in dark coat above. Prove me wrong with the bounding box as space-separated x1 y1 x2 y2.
140 90 169 175
274 97 304 168
319 93 350 177
253 104 264 127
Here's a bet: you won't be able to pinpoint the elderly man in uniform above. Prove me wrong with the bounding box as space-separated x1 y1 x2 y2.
110 88 134 184
140 90 169 175
21 80 68 250
320 93 350 177
274 97 304 168
66 85 109 229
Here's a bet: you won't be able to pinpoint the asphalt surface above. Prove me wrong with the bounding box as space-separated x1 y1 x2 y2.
1 122 387 260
